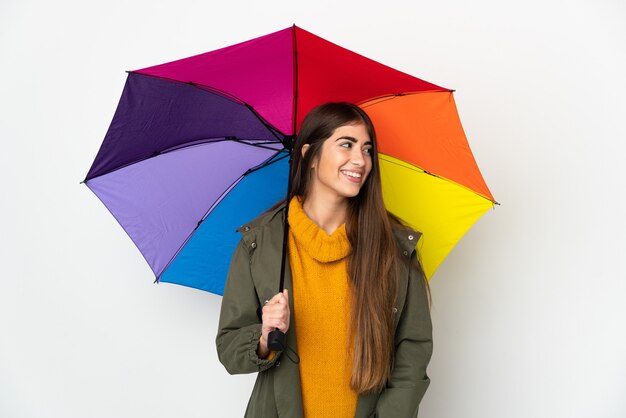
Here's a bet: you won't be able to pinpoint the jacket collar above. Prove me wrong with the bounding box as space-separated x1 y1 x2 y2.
236 200 287 235
237 200 421 256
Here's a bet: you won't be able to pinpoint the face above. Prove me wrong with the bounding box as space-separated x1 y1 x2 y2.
303 122 373 202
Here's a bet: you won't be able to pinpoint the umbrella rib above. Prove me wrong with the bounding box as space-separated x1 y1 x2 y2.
241 102 289 143
160 136 285 153
155 173 247 282
129 71 248 106
155 149 288 281
358 89 454 108
230 138 287 152
379 155 500 205
83 137 286 182
243 151 289 176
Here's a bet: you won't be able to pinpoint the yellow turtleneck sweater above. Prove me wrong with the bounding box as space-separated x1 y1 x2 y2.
287 196 357 418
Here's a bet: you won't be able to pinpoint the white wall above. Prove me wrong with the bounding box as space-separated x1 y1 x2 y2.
1 0 624 417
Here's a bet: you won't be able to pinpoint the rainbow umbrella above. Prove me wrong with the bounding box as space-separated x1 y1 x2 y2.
83 24 497 295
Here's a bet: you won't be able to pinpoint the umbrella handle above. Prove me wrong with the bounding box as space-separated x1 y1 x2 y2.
267 328 286 351
256 307 287 351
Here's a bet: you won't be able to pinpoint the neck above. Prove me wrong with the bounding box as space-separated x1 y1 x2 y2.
300 192 348 236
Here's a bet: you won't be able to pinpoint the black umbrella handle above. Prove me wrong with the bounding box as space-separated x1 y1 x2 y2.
267 328 287 351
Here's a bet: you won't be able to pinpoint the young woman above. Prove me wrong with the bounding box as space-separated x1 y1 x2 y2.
216 102 433 418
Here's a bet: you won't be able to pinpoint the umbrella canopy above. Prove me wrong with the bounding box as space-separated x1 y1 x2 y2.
83 24 497 295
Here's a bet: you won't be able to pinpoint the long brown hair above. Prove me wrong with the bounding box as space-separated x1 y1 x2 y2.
287 102 431 393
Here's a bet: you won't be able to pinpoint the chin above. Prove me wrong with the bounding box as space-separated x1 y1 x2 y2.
341 186 364 198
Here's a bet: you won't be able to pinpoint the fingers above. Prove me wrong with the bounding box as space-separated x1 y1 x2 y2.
268 289 288 305
261 311 289 333
261 290 290 333
262 292 289 316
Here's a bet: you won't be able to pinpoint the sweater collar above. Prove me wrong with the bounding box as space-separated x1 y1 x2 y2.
287 196 351 263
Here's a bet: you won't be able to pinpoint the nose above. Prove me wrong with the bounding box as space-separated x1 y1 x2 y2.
350 147 365 167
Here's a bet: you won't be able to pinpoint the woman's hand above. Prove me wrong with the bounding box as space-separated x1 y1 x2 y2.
257 289 290 358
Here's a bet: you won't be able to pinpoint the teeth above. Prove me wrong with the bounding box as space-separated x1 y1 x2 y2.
342 170 361 178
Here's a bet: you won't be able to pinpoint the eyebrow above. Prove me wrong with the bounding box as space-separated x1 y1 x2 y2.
335 136 372 145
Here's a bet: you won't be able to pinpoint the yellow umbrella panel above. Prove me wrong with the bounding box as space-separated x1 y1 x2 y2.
362 92 497 280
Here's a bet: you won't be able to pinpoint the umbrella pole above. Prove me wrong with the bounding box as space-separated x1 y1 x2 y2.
277 139 294 293
268 23 298 353
267 135 294 352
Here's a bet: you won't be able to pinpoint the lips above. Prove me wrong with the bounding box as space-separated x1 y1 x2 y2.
340 169 364 183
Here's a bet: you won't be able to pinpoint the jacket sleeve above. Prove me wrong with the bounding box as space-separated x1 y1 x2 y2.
215 238 281 374
375 249 433 417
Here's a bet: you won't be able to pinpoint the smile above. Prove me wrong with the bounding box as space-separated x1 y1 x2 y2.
341 170 363 182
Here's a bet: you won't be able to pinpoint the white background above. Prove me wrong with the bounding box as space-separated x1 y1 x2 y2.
1 0 625 417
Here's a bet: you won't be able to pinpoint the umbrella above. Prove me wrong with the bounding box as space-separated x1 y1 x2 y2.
82 24 497 295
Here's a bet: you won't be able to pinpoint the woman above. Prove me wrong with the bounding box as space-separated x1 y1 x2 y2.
216 102 433 418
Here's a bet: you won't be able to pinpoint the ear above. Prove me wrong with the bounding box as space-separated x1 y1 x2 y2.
301 144 310 158
302 144 317 168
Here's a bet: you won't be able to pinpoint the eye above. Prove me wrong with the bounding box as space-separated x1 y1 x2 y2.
363 147 373 155
340 142 352 149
